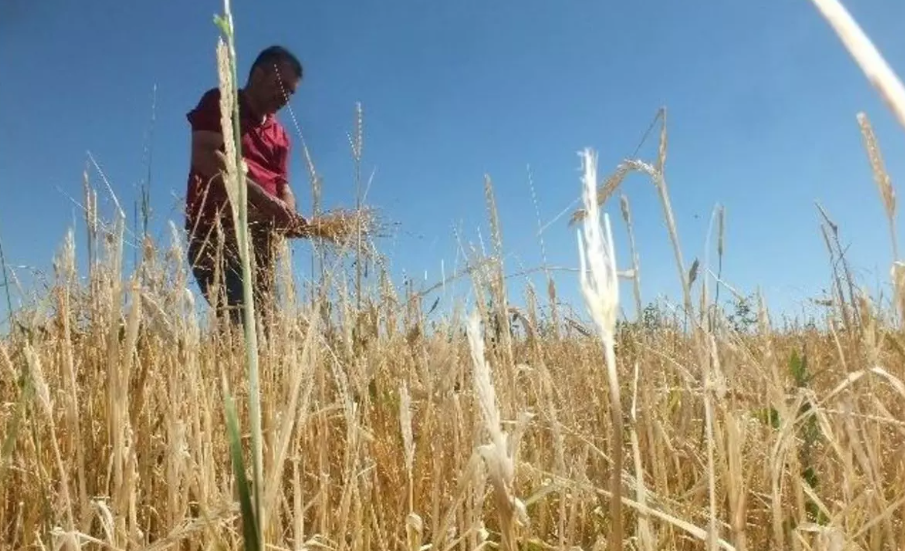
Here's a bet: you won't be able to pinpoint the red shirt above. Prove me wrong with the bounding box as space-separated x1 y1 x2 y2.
184 88 291 233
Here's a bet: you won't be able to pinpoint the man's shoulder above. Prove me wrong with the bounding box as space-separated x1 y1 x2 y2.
187 88 224 133
188 88 222 120
197 87 222 106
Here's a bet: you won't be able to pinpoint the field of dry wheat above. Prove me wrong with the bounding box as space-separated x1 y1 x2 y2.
2 118 904 550
4 0 905 549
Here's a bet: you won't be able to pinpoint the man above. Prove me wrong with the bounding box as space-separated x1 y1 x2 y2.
184 45 308 325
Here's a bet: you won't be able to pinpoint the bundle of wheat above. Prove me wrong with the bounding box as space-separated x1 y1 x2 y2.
293 207 384 247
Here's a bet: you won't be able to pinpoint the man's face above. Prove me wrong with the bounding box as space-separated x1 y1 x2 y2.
254 60 300 115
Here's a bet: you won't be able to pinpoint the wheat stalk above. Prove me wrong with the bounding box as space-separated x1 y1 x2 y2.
466 311 527 551
576 147 623 551
856 112 898 260
809 0 905 131
215 3 265 549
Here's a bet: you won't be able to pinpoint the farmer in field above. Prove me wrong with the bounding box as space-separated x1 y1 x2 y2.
184 45 308 325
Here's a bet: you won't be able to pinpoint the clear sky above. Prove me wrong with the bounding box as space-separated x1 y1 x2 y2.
2 0 905 325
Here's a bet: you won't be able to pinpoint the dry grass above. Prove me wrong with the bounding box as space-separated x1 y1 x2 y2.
4 2 905 549
299 207 386 249
3 107 905 550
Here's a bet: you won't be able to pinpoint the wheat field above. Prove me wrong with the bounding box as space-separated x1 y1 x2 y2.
4 1 905 550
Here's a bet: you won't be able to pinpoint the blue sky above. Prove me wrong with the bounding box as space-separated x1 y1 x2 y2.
2 0 905 325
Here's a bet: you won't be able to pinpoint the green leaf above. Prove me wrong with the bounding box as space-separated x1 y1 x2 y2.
213 14 232 38
754 407 781 429
789 349 810 387
225 393 260 551
521 539 548 551
802 465 818 489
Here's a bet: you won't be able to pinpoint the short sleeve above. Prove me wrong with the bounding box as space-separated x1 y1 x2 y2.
186 89 223 133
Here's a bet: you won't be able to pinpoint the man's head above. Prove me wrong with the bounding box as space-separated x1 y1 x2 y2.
245 45 303 116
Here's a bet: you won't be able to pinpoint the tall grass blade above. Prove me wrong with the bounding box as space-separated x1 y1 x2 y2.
225 392 260 551
215 1 265 548
809 0 905 131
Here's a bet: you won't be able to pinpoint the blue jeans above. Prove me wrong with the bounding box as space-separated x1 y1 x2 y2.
187 228 275 327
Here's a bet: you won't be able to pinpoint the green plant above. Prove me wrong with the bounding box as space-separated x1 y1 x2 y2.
213 3 265 549
789 350 823 523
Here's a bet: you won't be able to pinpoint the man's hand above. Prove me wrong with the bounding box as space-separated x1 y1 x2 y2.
197 134 306 235
210 149 297 226
282 212 311 238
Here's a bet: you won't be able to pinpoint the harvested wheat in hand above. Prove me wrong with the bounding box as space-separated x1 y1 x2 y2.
296 207 384 247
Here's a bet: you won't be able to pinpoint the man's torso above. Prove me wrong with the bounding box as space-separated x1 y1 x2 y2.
184 87 291 238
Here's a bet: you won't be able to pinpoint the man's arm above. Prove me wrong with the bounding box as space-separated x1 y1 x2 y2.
274 133 300 222
191 130 297 226
279 185 297 212
190 130 227 178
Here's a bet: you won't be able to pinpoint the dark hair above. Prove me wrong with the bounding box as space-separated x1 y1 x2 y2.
249 45 303 81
